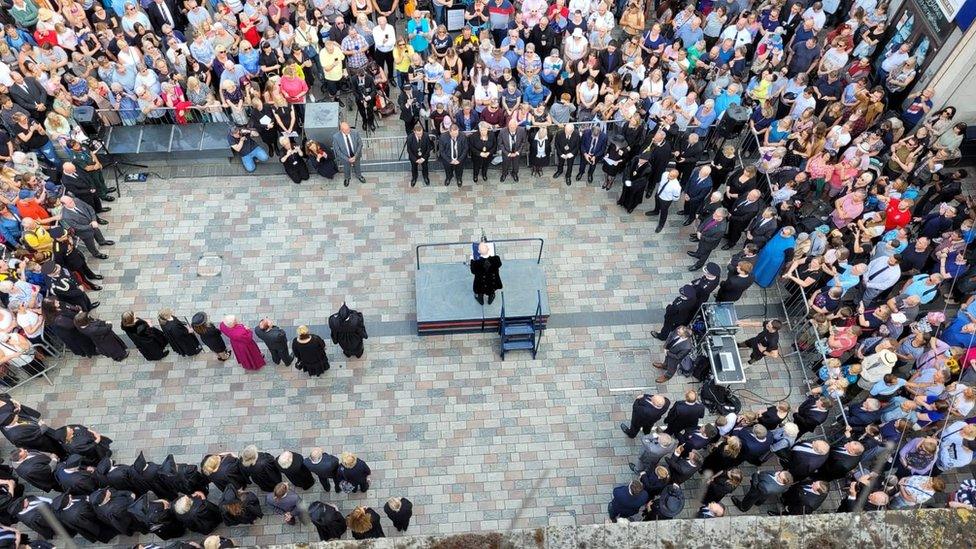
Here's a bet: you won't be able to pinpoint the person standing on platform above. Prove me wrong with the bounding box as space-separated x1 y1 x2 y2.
332 122 365 187
499 119 527 182
254 318 293 367
618 153 653 214
406 124 433 187
329 304 368 358
219 315 266 371
620 393 671 438
470 242 503 305
553 124 579 185
646 169 683 233
654 325 693 383
688 208 728 271
438 125 468 187
469 123 497 184
653 285 698 340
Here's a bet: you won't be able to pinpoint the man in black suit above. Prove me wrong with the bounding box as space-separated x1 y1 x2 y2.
723 189 763 250
663 390 705 437
734 424 772 466
643 131 672 199
60 162 107 217
688 208 728 271
782 439 829 482
437 125 468 187
598 40 623 75
405 124 432 187
145 0 186 33
793 391 832 437
398 85 423 133
665 449 701 485
814 440 864 482
653 325 693 383
676 424 718 455
744 207 779 250
780 479 829 515
552 124 580 185
652 284 698 340
682 166 713 225
7 72 49 120
577 126 607 182
732 469 793 511
620 393 670 438
674 132 705 186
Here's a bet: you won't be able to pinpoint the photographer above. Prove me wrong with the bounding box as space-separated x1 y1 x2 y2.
228 126 270 173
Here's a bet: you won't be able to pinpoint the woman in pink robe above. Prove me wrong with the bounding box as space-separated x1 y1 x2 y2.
219 315 266 370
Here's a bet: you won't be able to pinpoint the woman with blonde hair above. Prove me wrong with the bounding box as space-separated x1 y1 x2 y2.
158 308 202 357
703 468 743 505
292 325 329 376
120 310 169 361
384 496 414 531
220 80 248 125
702 435 743 474
201 452 248 491
337 451 371 493
347 505 385 539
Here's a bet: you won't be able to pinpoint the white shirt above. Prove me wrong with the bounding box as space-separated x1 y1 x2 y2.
655 173 682 201
372 24 396 53
0 62 11 87
802 8 826 30
882 50 909 73
720 25 752 49
938 421 974 471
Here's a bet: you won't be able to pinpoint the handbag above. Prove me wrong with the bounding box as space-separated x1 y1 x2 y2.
338 480 356 493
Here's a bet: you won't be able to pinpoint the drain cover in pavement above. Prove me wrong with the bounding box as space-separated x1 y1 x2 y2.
197 255 223 277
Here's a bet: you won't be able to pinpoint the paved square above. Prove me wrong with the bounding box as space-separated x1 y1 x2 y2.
16 168 826 546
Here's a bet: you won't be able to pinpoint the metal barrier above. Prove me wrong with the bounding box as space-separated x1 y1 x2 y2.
416 237 544 270
2 329 65 392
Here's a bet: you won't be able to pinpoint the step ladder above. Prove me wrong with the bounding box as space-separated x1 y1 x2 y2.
499 290 544 360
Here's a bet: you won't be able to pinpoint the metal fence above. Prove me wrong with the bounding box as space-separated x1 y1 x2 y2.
2 329 66 393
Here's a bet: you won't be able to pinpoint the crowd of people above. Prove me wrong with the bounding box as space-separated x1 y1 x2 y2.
1 0 976 541
0 394 411 546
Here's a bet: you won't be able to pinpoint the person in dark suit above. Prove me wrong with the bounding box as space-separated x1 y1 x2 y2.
145 0 186 32
305 448 340 492
663 390 706 437
665 450 702 485
470 241 502 305
607 479 649 521
652 284 698 340
734 424 772 466
739 319 782 364
468 123 497 183
783 440 830 482
716 262 755 302
599 41 623 74
814 440 864 482
620 393 671 438
9 449 58 492
59 195 112 259
674 132 706 186
553 124 580 185
309 501 347 541
688 208 729 271
642 131 672 199
723 189 763 250
676 424 718 456
744 207 779 250
406 124 433 186
351 71 378 133
90 488 139 536
52 493 117 543
732 470 793 511
7 72 49 120
383 496 413 531
219 486 263 526
337 452 371 493
703 468 743 504
60 163 107 216
780 479 829 515
240 445 282 492
201 453 248 492
577 126 608 182
682 166 714 225
277 451 315 490
793 391 832 438
55 454 98 495
528 127 552 177
843 399 882 436
498 120 527 182
653 325 693 383
438 125 468 187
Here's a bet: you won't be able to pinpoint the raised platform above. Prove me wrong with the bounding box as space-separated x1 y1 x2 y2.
104 122 234 161
416 259 550 335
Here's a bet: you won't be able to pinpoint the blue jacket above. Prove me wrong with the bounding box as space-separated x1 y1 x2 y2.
610 485 649 518
685 170 713 203
580 129 608 157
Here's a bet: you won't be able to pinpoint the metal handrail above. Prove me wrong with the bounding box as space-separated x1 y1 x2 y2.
415 237 544 270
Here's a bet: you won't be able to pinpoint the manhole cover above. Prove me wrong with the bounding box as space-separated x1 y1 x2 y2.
197 255 223 277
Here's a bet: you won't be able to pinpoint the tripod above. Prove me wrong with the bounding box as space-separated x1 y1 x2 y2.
101 159 162 198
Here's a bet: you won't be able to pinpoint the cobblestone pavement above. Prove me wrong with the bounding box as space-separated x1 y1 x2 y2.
7 169 921 546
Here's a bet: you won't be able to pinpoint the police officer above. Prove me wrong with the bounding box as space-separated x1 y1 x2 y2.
689 262 721 312
44 262 97 311
653 285 698 341
50 227 102 291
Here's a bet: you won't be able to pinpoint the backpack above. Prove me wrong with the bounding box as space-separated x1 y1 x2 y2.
690 355 712 382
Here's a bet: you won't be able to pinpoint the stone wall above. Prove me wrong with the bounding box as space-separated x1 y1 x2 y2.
266 508 976 548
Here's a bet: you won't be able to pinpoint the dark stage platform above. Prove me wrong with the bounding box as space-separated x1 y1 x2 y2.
416 258 550 336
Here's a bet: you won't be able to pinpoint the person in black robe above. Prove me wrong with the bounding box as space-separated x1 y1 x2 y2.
0 396 40 427
292 327 330 376
89 488 137 537
191 312 231 361
12 497 56 540
9 450 58 492
470 242 502 305
240 446 281 492
347 506 384 539
642 131 673 199
54 454 98 495
276 451 315 490
617 153 653 213
219 486 262 527
1 415 66 459
0 467 25 526
337 452 371 493
53 425 112 466
120 313 169 360
279 138 310 184
95 457 149 495
52 493 116 543
131 452 178 501
74 312 128 362
383 497 412 531
201 453 249 491
50 226 101 290
652 285 699 340
173 493 221 535
715 262 755 303
329 304 368 358
304 448 340 492
159 454 209 496
305 141 338 179
42 299 96 358
308 501 346 541
127 494 185 539
43 263 96 311
158 311 202 357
